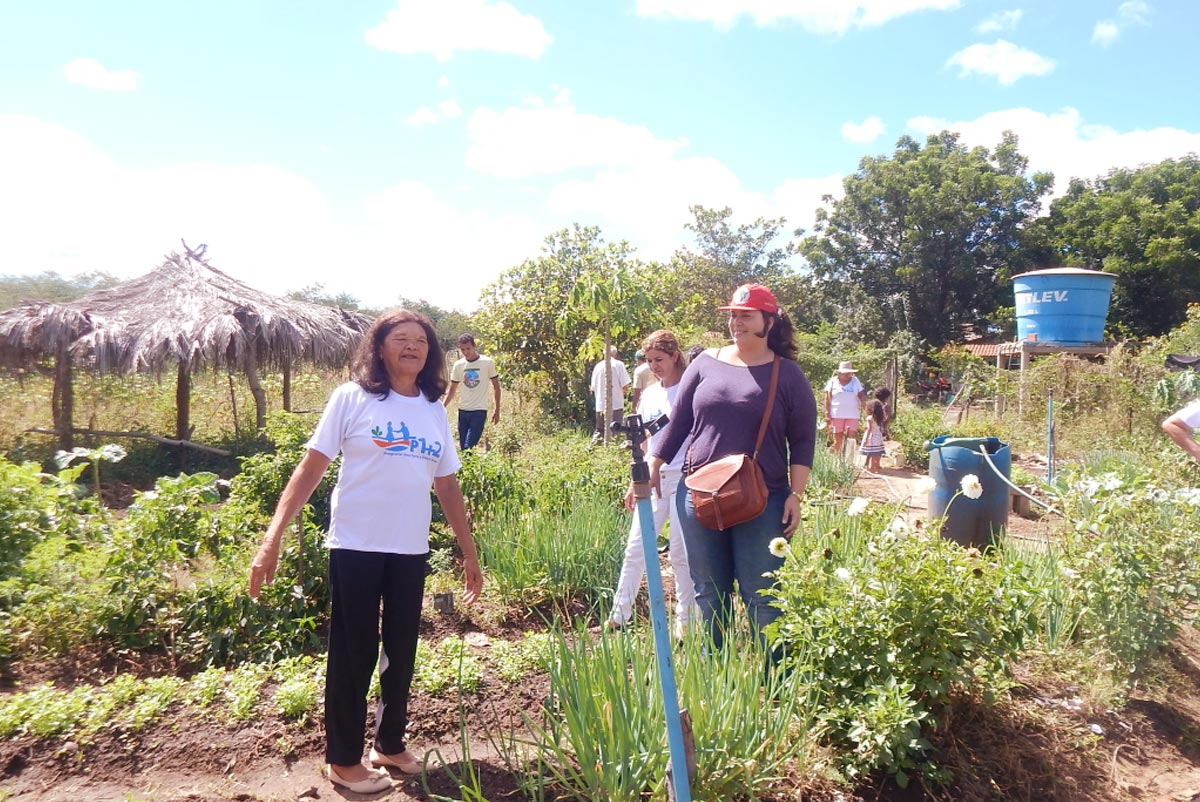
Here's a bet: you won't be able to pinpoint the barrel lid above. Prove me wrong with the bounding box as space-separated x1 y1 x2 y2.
1012 267 1117 280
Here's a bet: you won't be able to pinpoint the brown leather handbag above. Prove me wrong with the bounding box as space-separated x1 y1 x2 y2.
684 355 780 530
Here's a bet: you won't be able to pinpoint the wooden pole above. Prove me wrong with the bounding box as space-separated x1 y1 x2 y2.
282 359 292 413
176 360 192 441
52 343 74 451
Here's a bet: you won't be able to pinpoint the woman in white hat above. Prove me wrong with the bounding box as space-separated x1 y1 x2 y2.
823 361 867 457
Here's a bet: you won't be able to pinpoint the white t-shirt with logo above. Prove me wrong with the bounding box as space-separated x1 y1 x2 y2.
308 382 461 554
823 375 865 420
638 381 686 472
450 354 498 411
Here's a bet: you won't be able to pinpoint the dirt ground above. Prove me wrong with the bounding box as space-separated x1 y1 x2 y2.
3 463 1200 802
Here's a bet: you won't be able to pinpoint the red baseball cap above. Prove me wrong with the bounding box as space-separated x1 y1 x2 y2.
718 283 778 314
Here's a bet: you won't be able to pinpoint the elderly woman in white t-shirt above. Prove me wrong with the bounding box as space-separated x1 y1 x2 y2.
823 360 867 456
249 309 483 795
607 329 698 636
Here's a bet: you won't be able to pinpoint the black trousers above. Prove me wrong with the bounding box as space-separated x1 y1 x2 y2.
325 548 428 765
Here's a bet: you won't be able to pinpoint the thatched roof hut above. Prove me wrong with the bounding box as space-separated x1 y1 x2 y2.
0 247 370 449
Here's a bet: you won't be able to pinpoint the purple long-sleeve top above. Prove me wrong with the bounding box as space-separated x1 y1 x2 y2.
651 352 818 492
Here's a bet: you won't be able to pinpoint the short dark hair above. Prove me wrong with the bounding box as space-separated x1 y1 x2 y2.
457 333 476 346
352 309 447 402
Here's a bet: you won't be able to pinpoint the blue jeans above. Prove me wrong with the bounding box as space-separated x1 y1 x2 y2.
458 409 487 450
675 478 787 650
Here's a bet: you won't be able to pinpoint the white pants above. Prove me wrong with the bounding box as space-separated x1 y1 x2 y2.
610 469 699 631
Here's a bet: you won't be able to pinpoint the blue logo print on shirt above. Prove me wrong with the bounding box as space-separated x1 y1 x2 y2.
371 420 443 458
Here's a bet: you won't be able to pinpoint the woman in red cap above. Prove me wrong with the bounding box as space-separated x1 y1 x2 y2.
647 284 817 650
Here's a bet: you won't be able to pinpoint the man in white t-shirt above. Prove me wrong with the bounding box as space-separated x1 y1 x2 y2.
630 349 654 409
590 347 630 439
1162 398 1200 461
823 360 867 456
444 334 501 450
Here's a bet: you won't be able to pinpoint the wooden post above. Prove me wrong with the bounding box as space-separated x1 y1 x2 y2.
244 335 267 429
52 343 74 451
282 359 292 413
175 360 191 441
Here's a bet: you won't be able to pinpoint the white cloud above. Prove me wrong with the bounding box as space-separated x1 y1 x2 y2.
438 99 463 119
62 57 140 92
906 107 1200 200
466 94 686 178
842 116 886 143
975 9 1022 34
365 0 552 61
0 115 543 311
406 106 440 126
1091 21 1120 46
439 75 450 87
1092 1 1151 47
633 0 961 34
946 40 1054 85
1119 1 1151 25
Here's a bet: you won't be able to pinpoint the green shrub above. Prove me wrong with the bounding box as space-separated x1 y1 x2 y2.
769 508 1034 786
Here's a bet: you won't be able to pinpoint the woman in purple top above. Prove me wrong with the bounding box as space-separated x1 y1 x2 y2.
648 284 817 649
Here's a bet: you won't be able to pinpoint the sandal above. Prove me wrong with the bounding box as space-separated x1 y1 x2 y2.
326 763 393 794
369 746 424 775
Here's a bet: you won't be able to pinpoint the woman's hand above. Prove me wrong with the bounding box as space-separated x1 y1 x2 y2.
781 493 802 536
249 537 281 599
624 484 636 511
648 459 663 499
462 555 484 605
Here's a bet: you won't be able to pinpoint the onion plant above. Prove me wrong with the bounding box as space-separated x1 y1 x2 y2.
523 621 819 801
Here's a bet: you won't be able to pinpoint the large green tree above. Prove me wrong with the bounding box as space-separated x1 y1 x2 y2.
800 131 1053 346
655 206 802 335
475 225 655 423
1029 155 1200 338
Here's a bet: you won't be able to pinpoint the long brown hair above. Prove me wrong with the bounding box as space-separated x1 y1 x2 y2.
351 309 447 402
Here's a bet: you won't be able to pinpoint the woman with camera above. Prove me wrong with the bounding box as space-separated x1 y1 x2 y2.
248 309 483 794
648 285 816 649
607 329 698 636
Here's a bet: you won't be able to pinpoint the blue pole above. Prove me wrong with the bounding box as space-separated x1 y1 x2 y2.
1047 390 1055 484
620 415 693 802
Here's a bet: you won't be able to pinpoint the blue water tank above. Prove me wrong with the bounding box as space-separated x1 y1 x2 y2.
926 436 1010 549
1013 268 1116 346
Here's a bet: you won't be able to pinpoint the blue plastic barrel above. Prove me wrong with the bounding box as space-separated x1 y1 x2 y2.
926 435 1010 548
1013 267 1116 346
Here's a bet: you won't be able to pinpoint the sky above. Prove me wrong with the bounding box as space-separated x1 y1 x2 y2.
1 0 1198 312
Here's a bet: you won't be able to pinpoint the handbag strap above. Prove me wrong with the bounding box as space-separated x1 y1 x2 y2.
751 355 781 461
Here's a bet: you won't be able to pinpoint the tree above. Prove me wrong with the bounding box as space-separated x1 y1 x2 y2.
800 131 1053 346
559 260 655 441
0 271 120 311
476 225 654 423
656 206 801 335
1029 155 1200 338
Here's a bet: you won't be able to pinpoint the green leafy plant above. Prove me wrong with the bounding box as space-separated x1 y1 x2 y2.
768 506 1034 786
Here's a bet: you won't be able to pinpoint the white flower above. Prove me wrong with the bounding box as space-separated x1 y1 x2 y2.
884 516 911 539
1059 565 1078 580
1101 473 1123 491
768 537 789 558
1075 479 1101 498
915 475 937 495
960 474 983 500
847 497 870 516
834 567 852 582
